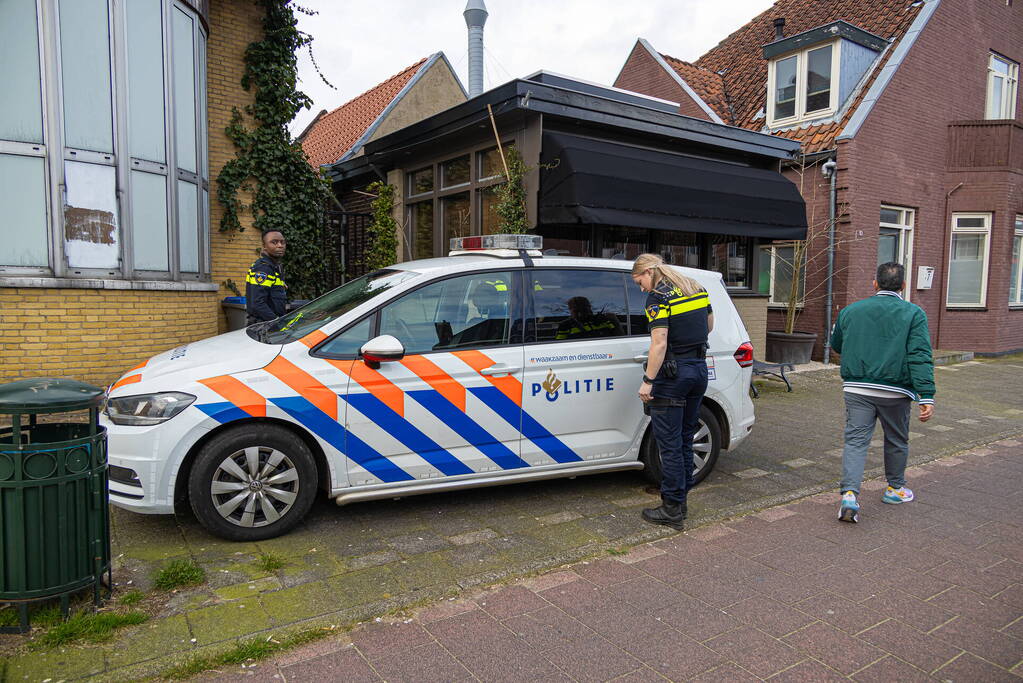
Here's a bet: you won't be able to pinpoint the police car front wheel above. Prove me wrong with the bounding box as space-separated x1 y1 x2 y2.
189 425 318 541
641 405 721 487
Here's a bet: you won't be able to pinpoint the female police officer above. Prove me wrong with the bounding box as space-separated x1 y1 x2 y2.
632 253 713 530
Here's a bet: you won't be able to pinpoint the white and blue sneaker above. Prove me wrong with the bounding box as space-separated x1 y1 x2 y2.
838 491 859 523
882 486 914 504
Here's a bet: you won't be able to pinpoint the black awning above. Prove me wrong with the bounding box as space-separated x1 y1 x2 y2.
538 132 807 240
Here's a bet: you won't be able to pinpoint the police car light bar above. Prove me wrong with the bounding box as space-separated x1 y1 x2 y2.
449 234 543 252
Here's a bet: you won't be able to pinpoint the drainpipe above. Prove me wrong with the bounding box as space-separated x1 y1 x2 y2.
935 182 964 349
821 158 838 364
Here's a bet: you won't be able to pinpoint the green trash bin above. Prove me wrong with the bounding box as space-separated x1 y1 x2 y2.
0 378 112 633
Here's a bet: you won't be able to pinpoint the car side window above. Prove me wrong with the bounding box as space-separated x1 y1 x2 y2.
378 272 514 354
626 284 649 336
528 269 629 343
317 316 372 357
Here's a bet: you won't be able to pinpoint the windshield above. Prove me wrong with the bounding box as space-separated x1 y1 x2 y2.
248 269 420 345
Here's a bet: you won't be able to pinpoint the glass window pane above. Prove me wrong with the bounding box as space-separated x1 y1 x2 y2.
529 269 627 343
879 208 902 225
127 0 166 162
319 317 372 356
409 201 434 259
658 231 700 268
774 56 797 119
805 46 832 112
947 232 986 304
773 246 797 303
408 167 433 196
479 144 514 180
991 54 1010 76
177 179 199 272
172 8 197 173
442 192 470 246
480 185 501 235
0 0 43 143
63 161 120 268
198 29 207 179
757 247 772 296
0 154 48 266
1010 235 1021 304
956 216 986 229
536 225 591 257
600 227 647 261
379 272 513 353
59 0 113 152
709 235 749 288
441 155 469 187
988 76 1004 118
131 170 168 270
203 186 209 268
878 227 900 265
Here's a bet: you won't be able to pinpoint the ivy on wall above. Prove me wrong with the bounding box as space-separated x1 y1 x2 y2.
494 148 529 234
364 181 399 272
216 0 333 300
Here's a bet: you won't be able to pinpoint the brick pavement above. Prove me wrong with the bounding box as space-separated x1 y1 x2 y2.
219 437 1023 681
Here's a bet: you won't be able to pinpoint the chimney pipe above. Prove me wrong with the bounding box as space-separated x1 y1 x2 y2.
773 17 785 40
464 0 488 98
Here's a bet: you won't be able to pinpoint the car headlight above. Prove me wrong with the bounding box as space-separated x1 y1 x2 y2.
105 392 196 426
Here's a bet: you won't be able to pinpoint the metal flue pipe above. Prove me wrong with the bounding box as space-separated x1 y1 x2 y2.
464 0 489 98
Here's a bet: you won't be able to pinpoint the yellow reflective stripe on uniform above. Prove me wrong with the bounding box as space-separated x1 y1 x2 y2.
669 296 710 315
484 279 508 291
645 307 669 323
246 271 284 287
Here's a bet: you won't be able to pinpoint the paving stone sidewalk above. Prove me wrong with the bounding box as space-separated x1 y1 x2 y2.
219 437 1023 682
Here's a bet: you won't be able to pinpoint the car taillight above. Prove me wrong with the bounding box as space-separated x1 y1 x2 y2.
734 342 754 367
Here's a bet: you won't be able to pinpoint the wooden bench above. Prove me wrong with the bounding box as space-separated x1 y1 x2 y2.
749 360 794 397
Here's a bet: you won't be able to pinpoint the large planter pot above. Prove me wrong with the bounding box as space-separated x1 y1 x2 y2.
765 330 818 364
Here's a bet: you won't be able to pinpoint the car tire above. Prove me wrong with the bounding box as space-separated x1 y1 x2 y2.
641 404 721 487
188 424 318 541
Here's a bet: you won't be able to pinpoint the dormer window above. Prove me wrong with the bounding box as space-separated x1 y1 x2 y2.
768 43 838 125
763 20 887 129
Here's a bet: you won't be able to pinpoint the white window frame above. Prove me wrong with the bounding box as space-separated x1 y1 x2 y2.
879 205 915 301
1010 215 1023 306
986 52 1019 120
0 0 209 283
767 40 841 127
760 242 804 306
946 212 992 308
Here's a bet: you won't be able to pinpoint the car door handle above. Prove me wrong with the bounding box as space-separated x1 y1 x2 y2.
633 355 648 363
480 363 521 376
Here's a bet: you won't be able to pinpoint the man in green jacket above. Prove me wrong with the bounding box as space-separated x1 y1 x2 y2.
830 262 935 523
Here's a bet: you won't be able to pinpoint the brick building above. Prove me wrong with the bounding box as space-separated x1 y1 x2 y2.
615 0 1022 356
0 0 267 388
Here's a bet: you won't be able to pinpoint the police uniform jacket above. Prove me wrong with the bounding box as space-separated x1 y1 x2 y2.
644 281 712 358
246 255 287 324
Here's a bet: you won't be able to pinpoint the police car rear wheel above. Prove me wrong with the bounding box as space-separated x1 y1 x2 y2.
641 405 721 487
189 425 318 541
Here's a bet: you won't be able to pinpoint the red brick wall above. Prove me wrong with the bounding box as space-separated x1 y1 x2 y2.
614 42 714 121
836 0 1023 355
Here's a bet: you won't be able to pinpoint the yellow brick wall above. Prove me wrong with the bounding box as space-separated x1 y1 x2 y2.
0 289 219 387
0 1 263 389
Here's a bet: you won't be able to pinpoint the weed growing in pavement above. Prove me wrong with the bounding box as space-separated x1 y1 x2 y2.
119 589 144 606
31 610 148 649
153 559 206 590
165 626 333 679
606 547 628 556
255 552 287 573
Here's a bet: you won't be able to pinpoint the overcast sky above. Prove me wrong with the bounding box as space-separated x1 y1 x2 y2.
290 0 774 135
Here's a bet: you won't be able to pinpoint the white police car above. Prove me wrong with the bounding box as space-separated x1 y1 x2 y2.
104 235 755 540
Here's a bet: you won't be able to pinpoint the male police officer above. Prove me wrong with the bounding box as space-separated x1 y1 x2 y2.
245 230 288 324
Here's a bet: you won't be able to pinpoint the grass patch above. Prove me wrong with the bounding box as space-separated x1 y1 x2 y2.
606 547 628 556
31 610 148 649
153 559 206 590
165 627 331 679
255 552 287 573
119 589 145 606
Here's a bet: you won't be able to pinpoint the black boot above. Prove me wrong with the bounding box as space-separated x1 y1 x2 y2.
642 499 685 530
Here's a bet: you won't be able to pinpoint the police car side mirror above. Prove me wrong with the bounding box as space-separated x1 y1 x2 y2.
360 335 405 370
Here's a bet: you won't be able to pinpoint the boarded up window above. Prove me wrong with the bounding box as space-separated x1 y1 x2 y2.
63 161 120 269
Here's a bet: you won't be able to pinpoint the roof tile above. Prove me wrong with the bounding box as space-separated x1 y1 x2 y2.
300 57 429 167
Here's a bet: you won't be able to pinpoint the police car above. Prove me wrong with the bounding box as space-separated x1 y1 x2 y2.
104 235 755 540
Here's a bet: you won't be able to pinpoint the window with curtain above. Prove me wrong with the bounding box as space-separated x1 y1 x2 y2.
947 214 991 307
986 53 1019 120
1010 215 1022 306
758 243 803 305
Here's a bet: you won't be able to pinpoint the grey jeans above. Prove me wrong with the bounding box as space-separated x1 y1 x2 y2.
840 391 911 494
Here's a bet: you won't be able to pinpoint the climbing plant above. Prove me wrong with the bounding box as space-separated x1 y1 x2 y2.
494 147 530 234
216 0 333 300
364 181 399 271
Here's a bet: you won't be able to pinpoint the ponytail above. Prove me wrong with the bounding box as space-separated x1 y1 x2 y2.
632 253 703 297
